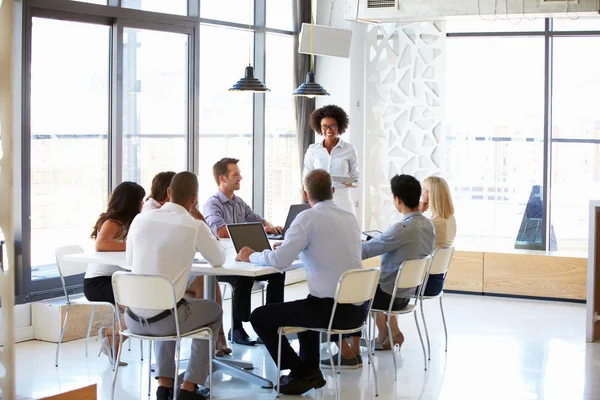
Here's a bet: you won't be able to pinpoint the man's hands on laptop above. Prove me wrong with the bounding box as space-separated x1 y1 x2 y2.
236 246 255 262
265 225 283 234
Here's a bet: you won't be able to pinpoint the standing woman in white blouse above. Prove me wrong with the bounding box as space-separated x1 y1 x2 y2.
303 105 360 216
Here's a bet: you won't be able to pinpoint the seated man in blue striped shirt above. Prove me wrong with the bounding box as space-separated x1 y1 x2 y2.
321 174 435 369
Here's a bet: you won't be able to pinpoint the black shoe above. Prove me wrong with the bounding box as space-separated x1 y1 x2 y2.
277 369 326 395
156 386 174 400
229 328 257 346
320 352 361 369
176 385 208 400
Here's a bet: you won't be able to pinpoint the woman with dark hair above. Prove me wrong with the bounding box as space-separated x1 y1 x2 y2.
304 105 360 216
84 181 145 366
142 171 176 212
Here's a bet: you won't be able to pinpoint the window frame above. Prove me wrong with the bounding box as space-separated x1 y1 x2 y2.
446 17 600 252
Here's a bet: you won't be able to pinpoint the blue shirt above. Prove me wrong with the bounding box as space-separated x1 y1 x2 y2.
249 200 362 299
203 190 265 236
362 211 435 298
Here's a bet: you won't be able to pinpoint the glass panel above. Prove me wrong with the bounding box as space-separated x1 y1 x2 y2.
553 16 600 31
446 18 545 33
121 0 187 16
201 0 254 25
550 37 600 253
551 143 600 253
30 18 109 278
199 25 254 207
266 0 293 31
264 34 299 225
445 37 545 251
552 37 600 140
122 28 189 190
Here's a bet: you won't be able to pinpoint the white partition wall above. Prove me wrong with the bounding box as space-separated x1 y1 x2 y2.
363 22 446 231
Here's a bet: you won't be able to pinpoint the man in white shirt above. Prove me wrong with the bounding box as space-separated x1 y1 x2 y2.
235 169 366 395
125 172 226 400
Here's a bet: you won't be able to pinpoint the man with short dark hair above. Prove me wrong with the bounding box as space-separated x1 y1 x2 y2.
320 173 435 370
126 171 226 400
235 169 366 395
203 157 285 346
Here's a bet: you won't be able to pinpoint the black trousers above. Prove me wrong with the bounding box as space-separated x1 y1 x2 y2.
218 272 285 329
250 295 368 376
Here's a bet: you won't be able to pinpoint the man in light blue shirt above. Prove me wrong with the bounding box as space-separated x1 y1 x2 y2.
235 169 366 395
322 174 435 368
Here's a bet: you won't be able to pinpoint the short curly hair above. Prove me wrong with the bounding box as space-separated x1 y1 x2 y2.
309 105 349 135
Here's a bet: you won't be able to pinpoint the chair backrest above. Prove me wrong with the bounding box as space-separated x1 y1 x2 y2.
429 246 455 275
335 268 381 305
395 257 431 290
112 271 178 311
55 245 87 278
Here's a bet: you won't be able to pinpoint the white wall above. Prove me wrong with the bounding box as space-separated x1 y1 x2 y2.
0 305 33 344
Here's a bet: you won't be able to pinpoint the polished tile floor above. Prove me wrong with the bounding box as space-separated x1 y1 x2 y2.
14 284 600 400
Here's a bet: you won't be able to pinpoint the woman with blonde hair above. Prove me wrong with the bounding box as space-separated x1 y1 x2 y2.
420 176 456 296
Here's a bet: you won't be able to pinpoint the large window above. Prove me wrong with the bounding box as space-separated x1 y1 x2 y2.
264 33 299 224
198 25 255 205
446 36 545 250
122 28 189 190
446 17 600 253
30 18 110 278
16 0 296 302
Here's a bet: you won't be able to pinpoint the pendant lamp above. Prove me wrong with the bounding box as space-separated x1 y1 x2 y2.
293 70 329 98
293 17 329 97
229 5 269 93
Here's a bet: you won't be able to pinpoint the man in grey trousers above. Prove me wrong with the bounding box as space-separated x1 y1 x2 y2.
125 171 227 400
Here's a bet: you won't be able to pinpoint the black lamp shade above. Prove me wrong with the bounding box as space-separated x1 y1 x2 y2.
292 70 330 98
229 65 270 92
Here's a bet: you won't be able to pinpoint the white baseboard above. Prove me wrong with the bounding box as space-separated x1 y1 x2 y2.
0 326 34 345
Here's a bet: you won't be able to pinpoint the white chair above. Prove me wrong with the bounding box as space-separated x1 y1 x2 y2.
54 246 143 369
370 257 432 376
275 268 381 398
419 246 455 360
111 272 214 400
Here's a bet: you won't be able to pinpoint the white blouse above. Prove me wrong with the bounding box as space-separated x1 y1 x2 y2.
303 139 360 190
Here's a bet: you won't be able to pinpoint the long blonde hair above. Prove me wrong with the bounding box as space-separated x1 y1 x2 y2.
423 176 454 219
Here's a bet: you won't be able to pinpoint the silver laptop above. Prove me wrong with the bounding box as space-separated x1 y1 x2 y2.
267 203 311 240
226 222 272 253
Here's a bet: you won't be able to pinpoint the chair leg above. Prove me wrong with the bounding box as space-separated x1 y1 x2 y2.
327 333 339 395
111 309 116 372
111 333 124 400
148 342 152 397
55 303 70 367
209 334 213 399
85 305 95 358
365 327 378 397
440 296 448 352
420 298 431 361
140 340 144 361
276 332 283 398
413 312 427 371
386 316 397 381
128 338 131 351
337 334 342 374
173 338 181 395
261 287 265 307
370 313 376 356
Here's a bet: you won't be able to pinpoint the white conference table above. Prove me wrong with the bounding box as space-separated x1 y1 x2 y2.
65 239 301 389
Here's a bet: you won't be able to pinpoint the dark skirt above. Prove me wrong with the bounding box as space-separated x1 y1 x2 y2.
83 276 115 304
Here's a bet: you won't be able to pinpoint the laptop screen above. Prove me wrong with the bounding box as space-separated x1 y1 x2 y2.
226 223 272 254
282 203 311 234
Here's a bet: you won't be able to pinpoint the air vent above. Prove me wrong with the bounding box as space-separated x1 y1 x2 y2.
367 0 396 9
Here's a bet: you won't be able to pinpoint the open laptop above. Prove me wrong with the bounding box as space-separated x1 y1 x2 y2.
267 203 311 240
227 222 272 254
